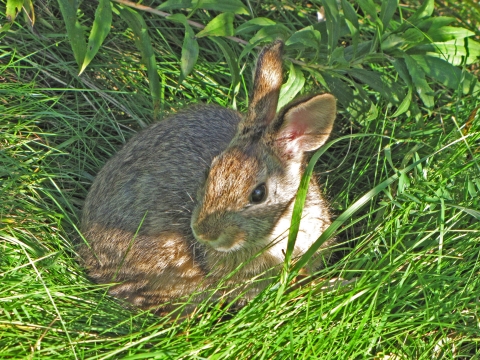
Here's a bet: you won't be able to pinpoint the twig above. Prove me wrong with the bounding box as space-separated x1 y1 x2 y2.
111 0 250 46
110 0 328 70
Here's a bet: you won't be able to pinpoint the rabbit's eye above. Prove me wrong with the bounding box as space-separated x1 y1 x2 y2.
250 183 267 204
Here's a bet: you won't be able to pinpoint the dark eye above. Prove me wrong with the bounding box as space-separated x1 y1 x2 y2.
250 183 267 204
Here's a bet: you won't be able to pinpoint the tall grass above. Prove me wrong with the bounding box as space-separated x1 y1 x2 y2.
1 0 479 358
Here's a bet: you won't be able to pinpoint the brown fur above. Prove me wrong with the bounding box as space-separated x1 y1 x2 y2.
79 41 337 314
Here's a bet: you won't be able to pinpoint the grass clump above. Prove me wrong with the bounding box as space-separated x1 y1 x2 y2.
1 0 480 358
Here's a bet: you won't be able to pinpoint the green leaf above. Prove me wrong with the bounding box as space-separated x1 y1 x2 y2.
235 18 276 36
157 0 192 11
322 73 356 109
196 12 234 38
340 0 359 29
285 26 321 48
166 13 188 25
322 72 372 119
322 0 340 55
358 0 383 48
330 46 347 66
402 28 425 46
1 0 24 33
341 0 359 50
80 0 112 75
348 68 403 104
404 54 434 109
57 0 87 67
22 0 35 27
413 38 480 66
209 37 240 89
417 16 455 32
411 55 479 94
427 26 475 43
6 0 23 22
277 63 305 111
179 23 199 84
390 57 412 87
249 24 291 45
379 0 398 31
357 0 379 21
116 5 161 118
381 34 405 51
448 205 480 220
194 0 249 15
408 0 434 22
391 88 412 117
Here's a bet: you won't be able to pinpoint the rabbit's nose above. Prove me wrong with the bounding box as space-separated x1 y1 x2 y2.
191 223 220 243
193 231 216 243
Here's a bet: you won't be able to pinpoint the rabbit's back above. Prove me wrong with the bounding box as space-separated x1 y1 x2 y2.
79 105 241 309
82 105 240 233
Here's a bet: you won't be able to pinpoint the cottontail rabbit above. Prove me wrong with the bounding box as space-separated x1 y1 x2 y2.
79 41 336 314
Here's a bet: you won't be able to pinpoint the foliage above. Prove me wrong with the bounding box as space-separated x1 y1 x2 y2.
3 0 479 118
1 0 479 358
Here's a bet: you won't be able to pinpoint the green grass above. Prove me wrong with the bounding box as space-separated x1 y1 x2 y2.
1 0 480 358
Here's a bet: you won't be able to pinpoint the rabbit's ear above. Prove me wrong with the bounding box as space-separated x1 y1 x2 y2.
241 41 284 132
273 93 336 157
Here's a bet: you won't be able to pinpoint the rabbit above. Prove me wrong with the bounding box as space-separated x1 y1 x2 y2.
79 40 337 315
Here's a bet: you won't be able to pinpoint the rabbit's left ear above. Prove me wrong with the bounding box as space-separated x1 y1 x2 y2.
241 40 284 132
272 93 336 156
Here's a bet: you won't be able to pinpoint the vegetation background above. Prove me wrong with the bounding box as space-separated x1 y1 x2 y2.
1 0 479 358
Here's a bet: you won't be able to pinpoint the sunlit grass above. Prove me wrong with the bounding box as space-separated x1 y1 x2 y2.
1 0 480 358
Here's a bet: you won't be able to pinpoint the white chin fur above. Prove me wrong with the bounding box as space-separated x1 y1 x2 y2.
213 242 245 253
199 233 246 253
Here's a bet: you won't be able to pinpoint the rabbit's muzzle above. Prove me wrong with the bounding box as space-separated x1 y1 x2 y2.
191 214 247 252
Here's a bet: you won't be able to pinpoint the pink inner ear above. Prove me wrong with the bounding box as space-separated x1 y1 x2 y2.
285 109 309 140
275 94 336 154
277 107 310 156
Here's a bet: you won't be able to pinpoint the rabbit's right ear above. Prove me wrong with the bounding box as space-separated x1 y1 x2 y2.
240 41 284 134
271 93 336 158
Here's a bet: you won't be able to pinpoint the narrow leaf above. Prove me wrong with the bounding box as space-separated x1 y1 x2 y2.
341 0 359 50
80 0 112 75
448 205 480 220
348 68 403 104
196 12 234 38
357 0 379 23
391 88 412 117
341 0 359 29
180 23 199 84
412 38 480 66
408 0 434 22
195 0 249 15
23 0 35 26
379 0 398 30
57 0 87 67
427 26 475 42
277 63 305 111
411 54 479 94
166 13 188 25
235 18 276 36
249 24 291 45
116 5 161 118
402 27 425 45
285 26 321 48
157 0 192 11
417 16 455 32
6 0 23 22
404 54 434 109
390 57 412 86
209 37 240 89
322 0 340 55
